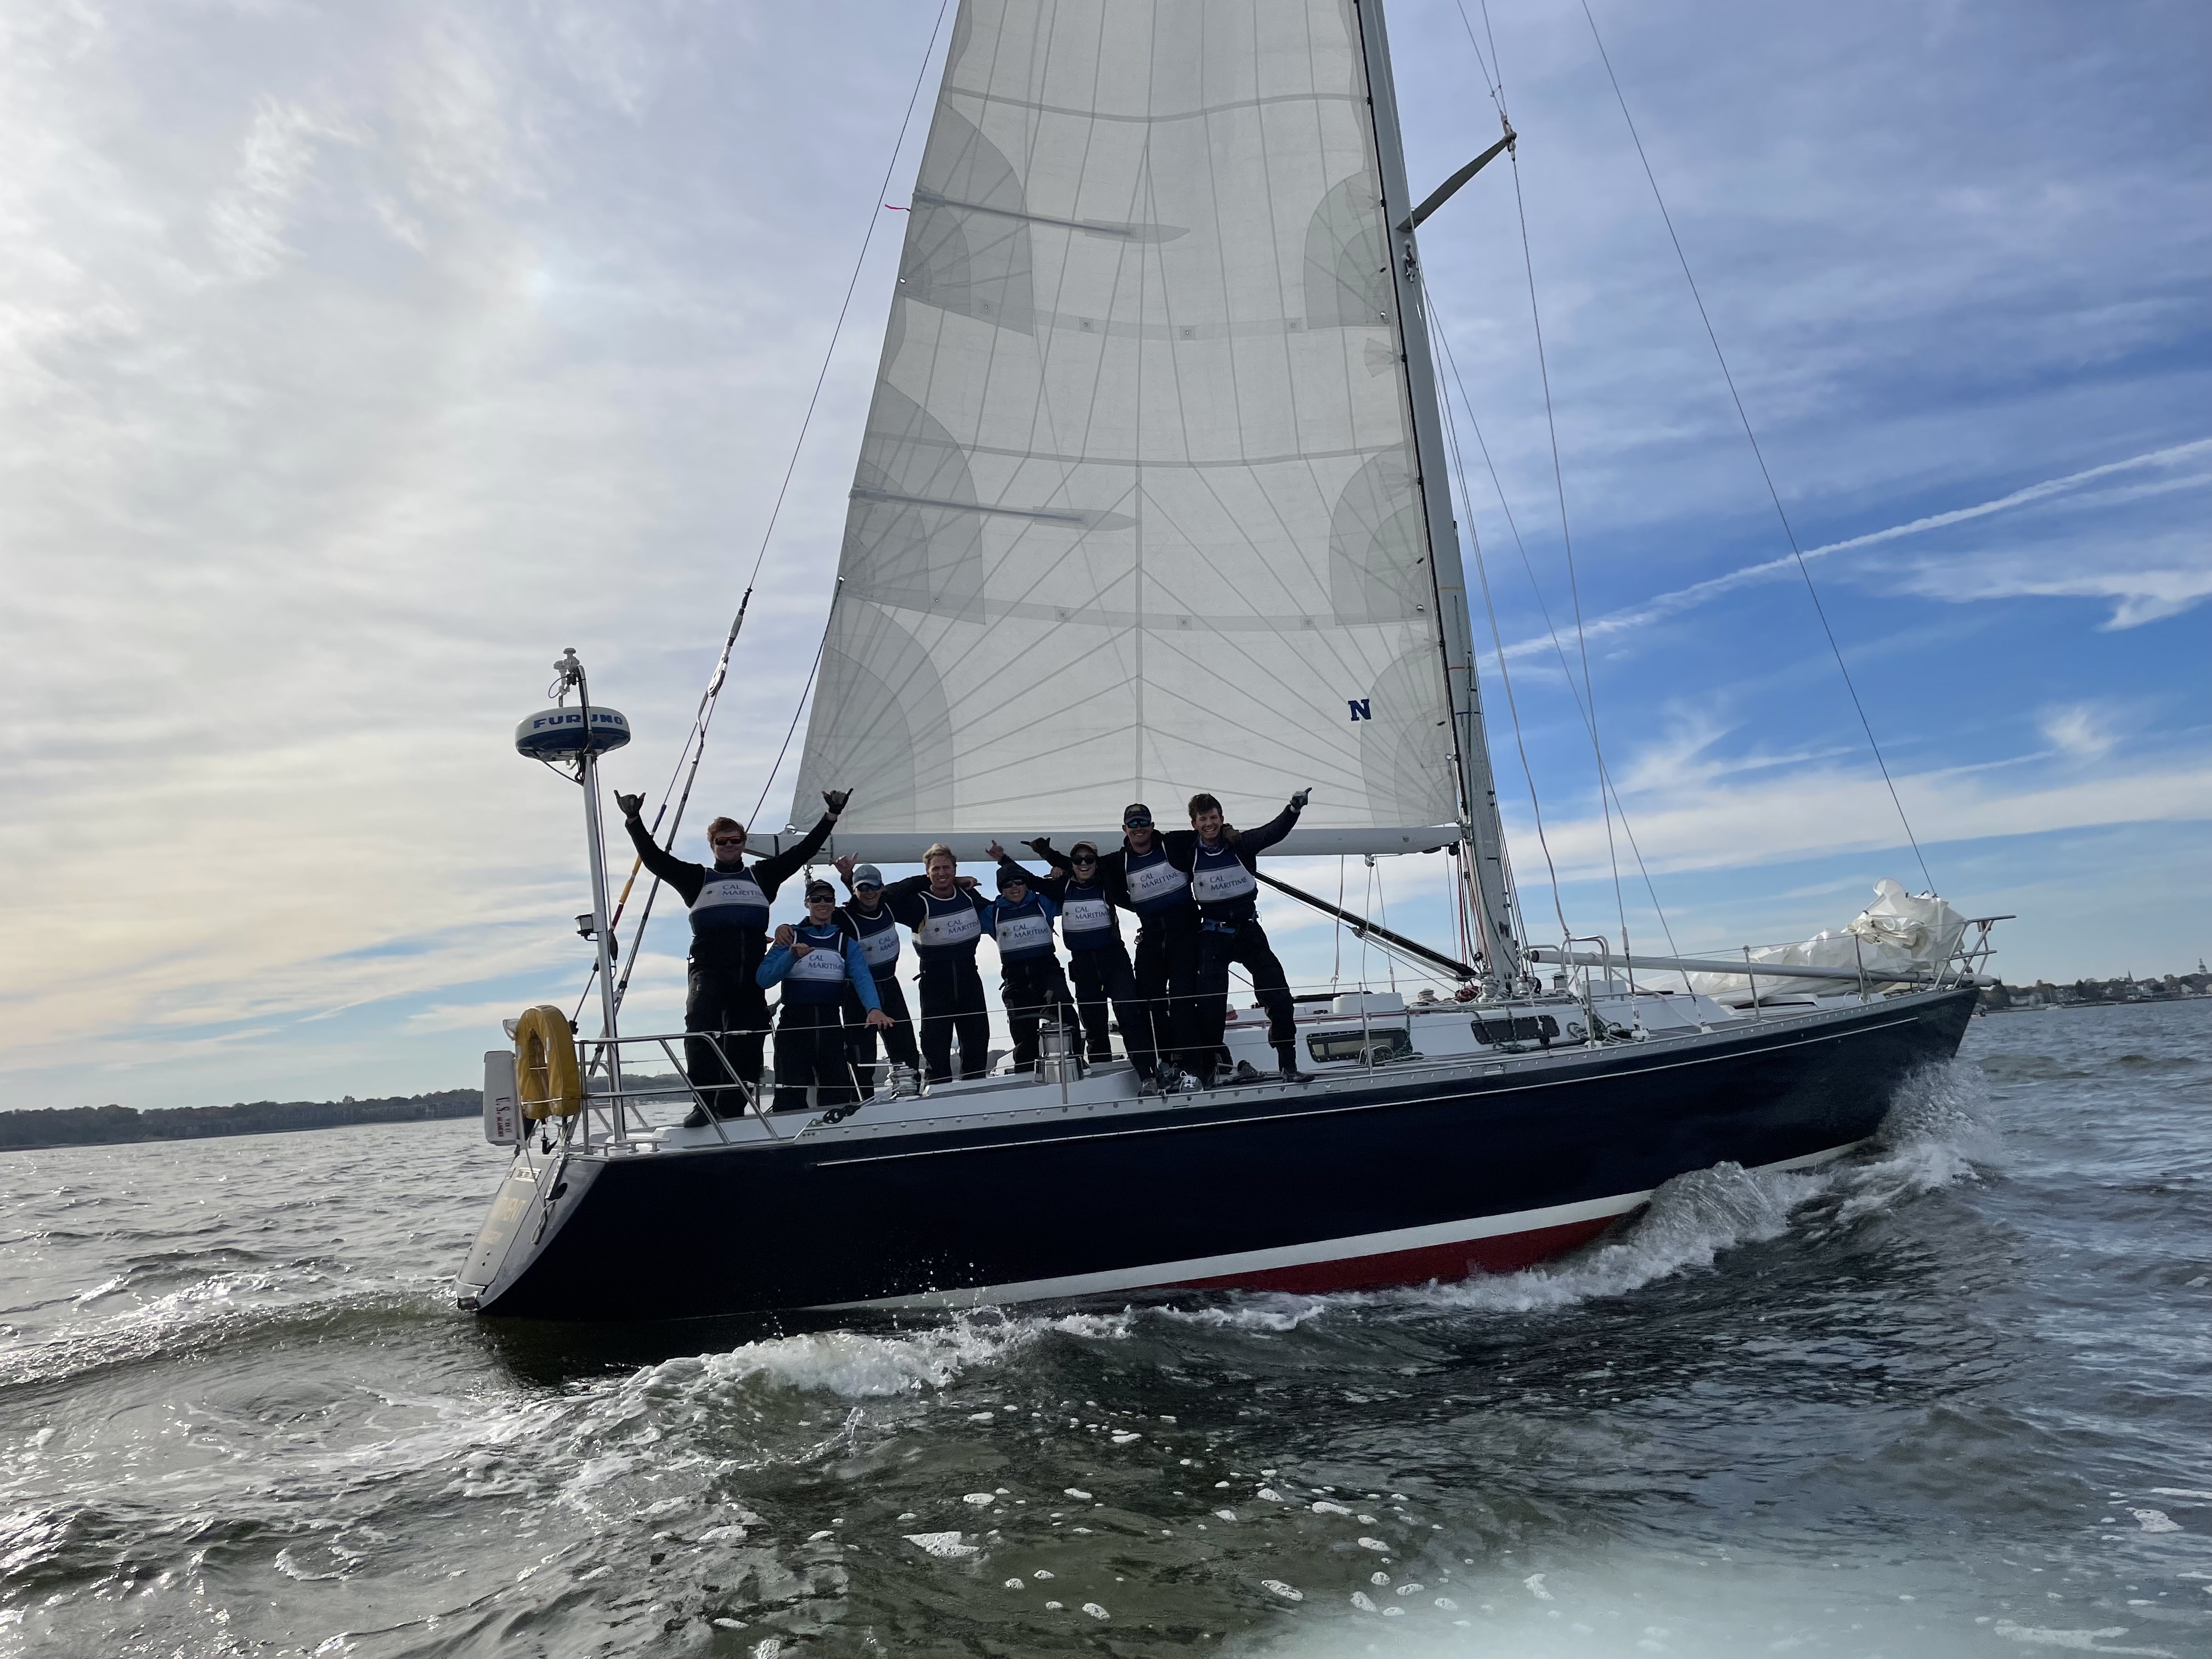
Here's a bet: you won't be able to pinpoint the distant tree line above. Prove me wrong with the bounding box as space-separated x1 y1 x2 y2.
0 1090 477 1152
1979 970 2210 1012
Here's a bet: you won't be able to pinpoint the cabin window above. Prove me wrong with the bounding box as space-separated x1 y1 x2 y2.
1470 1013 1561 1048
1307 1027 1416 1064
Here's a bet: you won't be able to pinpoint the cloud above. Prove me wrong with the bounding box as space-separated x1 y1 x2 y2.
1887 541 2212 629
1522 748 2212 883
206 98 371 282
1491 438 2212 660
2037 704 2119 761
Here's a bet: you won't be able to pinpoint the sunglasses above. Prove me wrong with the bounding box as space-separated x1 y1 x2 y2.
712 835 746 846
1071 855 1098 865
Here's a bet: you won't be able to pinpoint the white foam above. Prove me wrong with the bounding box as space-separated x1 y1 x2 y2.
1156 1296 1333 1333
902 1531 977 1559
1254 1059 1991 1323
611 1310 1131 1406
1993 1623 2172 1655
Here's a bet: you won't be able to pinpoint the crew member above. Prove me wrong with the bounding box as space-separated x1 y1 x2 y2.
616 787 848 1126
1168 788 1313 1085
832 857 923 1099
991 839 1159 1086
756 880 890 1115
979 860 1076 1073
878 845 994 1082
1028 803 1200 1082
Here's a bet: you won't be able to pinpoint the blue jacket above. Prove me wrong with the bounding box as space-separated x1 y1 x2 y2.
757 922 883 1009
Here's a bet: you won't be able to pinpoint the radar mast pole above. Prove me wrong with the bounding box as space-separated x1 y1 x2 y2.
1352 0 1522 989
558 648 627 1143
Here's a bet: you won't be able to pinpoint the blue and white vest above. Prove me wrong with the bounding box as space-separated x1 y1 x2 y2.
781 921 856 1004
846 902 902 975
1058 878 1122 952
913 890 984 962
986 893 1057 963
691 864 771 937
1189 839 1260 919
1122 843 1195 915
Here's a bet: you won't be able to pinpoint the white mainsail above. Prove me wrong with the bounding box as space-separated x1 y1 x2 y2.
788 0 1464 861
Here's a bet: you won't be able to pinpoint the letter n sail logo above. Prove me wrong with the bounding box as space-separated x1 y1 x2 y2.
1347 699 1372 721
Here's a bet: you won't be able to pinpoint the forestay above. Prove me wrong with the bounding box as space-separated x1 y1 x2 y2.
788 0 1460 861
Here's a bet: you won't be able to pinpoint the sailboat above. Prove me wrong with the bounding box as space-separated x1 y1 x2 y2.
456 0 1990 1323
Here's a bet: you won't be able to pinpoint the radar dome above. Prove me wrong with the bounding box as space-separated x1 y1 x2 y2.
515 707 631 760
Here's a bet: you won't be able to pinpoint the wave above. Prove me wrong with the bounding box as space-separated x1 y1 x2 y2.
601 1308 1135 1409
1160 1059 1991 1332
0 1269 449 1395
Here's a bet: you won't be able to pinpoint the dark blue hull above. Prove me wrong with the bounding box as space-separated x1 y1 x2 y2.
459 988 1974 1322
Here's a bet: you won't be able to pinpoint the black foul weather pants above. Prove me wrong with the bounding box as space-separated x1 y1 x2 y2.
1133 907 1202 1069
685 953 770 1113
771 1000 858 1114
1069 942 1156 1074
917 957 992 1082
843 972 921 1097
1000 954 1076 1073
1193 917 1297 1073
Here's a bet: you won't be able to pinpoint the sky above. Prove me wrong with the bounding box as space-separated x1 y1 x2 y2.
2 0 2207 1113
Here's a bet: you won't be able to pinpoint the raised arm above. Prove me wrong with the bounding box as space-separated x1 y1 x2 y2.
1025 836 1075 874
617 797 707 904
989 842 1065 901
751 789 849 890
1235 789 1310 857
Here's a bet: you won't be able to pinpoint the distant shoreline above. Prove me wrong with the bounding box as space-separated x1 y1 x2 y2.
1979 972 2210 1013
0 1091 476 1153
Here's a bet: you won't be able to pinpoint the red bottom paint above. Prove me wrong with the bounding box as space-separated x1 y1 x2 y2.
1168 1212 1630 1295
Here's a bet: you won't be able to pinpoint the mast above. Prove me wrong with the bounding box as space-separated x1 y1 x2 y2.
1352 0 1523 988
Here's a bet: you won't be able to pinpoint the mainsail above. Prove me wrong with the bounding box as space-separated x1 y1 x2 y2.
788 0 1482 865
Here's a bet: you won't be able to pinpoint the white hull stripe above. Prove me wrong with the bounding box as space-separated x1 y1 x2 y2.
811 1141 1860 1311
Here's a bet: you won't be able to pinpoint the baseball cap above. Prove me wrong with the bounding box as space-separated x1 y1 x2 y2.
804 879 837 902
1121 803 1154 827
995 864 1028 891
851 863 884 890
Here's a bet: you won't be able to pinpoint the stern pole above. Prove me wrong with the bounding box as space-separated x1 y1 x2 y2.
560 648 627 1144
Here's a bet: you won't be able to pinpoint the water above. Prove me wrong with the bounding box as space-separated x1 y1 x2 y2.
3 1002 2206 1658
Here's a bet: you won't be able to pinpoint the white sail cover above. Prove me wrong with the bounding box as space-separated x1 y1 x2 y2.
789 0 1459 859
1685 881 1971 1005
